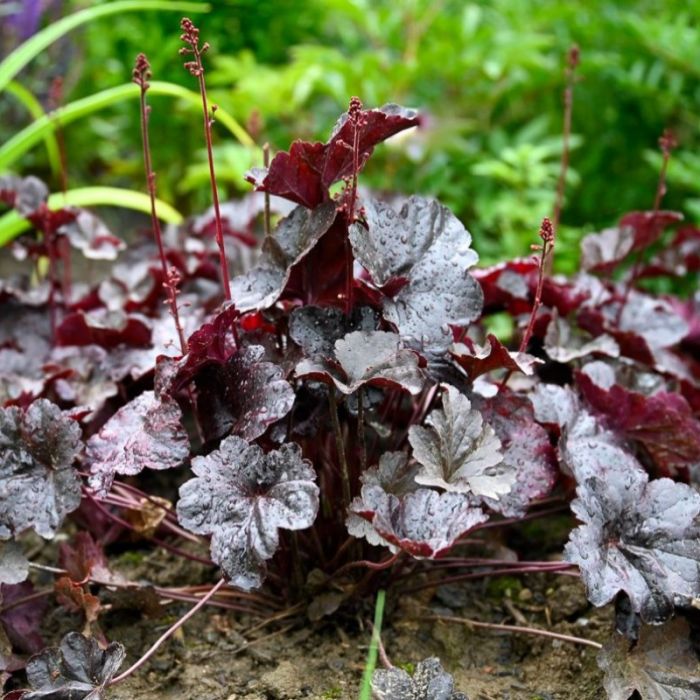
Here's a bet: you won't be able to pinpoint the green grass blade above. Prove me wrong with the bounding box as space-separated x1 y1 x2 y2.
0 81 254 172
0 186 182 247
5 81 62 178
0 1 210 93
358 589 386 700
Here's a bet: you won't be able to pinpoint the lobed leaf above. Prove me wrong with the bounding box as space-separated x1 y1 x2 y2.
371 656 467 700
177 436 319 590
350 487 487 559
86 391 190 496
0 400 82 539
229 201 337 312
565 449 700 621
247 104 419 209
296 330 425 395
598 618 700 700
22 632 125 700
409 385 510 498
349 196 483 351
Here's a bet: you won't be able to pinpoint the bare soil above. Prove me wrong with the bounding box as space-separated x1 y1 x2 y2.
55 547 613 700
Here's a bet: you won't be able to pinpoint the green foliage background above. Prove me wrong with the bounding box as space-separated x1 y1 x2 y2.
1 0 699 269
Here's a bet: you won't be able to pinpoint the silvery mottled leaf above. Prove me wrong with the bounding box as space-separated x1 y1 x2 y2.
580 226 634 274
289 305 378 358
229 201 337 312
0 400 82 539
598 618 700 700
296 330 425 395
530 383 581 430
476 392 557 517
565 453 700 621
409 385 510 498
0 175 48 215
86 391 190 496
544 311 619 363
617 291 688 351
349 196 483 351
23 632 125 700
194 345 296 442
56 210 125 260
346 452 418 548
177 437 318 590
371 657 467 700
350 486 486 558
0 542 29 585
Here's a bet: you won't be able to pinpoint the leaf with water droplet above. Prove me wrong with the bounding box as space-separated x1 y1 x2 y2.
349 196 483 351
565 440 700 621
177 436 318 589
194 344 296 443
598 617 700 699
22 631 125 700
372 656 468 700
230 201 337 312
296 330 425 395
409 385 511 498
349 485 487 559
0 400 82 539
86 391 190 496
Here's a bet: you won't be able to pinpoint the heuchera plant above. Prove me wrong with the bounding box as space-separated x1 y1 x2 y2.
1 21 700 699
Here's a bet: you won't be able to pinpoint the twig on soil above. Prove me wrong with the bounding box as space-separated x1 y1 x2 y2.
422 613 602 649
110 577 228 685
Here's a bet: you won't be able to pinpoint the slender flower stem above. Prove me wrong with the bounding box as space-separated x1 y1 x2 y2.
180 19 232 301
263 142 271 238
110 578 227 685
552 45 579 236
423 614 602 649
357 388 367 472
133 53 188 354
328 388 352 506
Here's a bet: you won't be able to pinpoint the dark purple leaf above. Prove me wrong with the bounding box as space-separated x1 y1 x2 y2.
577 366 700 477
0 176 47 215
246 104 419 209
565 453 700 621
372 657 467 700
56 310 151 349
1 581 47 655
349 196 483 351
476 392 557 517
451 334 540 381
473 258 538 315
0 543 28 586
350 487 487 558
289 305 378 358
229 202 337 312
194 345 295 442
543 311 619 363
638 225 700 279
0 400 82 539
177 436 319 589
619 210 684 252
86 391 190 496
296 330 425 395
58 533 118 586
22 632 125 700
598 618 700 700
580 225 634 274
408 385 509 498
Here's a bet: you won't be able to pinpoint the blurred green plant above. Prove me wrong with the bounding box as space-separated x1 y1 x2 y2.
1 0 698 270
